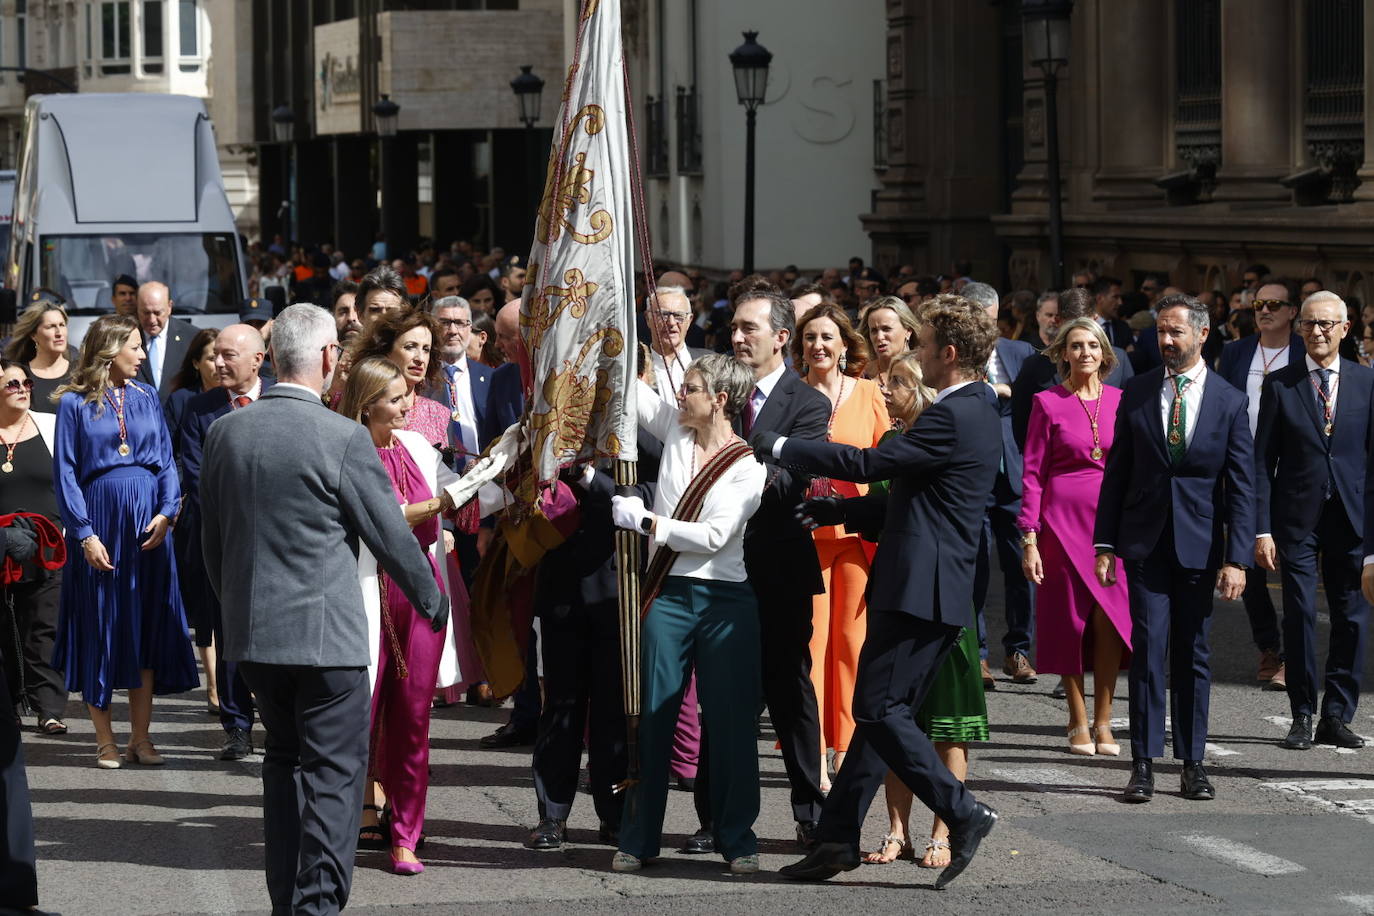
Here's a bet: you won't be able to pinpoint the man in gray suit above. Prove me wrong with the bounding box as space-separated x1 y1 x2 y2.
200 304 447 916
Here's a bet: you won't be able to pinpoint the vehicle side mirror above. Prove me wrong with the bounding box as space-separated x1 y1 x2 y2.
0 289 16 325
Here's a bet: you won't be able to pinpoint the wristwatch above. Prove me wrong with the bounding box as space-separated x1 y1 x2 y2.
639 514 654 534
1020 531 1037 547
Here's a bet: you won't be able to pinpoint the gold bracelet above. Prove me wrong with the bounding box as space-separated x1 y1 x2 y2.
1020 531 1038 547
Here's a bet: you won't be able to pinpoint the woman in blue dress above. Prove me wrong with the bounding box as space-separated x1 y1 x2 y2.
51 314 197 769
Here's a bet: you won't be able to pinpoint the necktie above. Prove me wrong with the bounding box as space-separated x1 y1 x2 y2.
1316 368 1333 437
742 387 760 436
1167 374 1191 463
148 333 163 385
444 363 460 418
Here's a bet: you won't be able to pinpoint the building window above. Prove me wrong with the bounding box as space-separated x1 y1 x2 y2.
101 1 131 74
676 86 702 175
1303 0 1364 202
645 95 668 178
1170 0 1221 203
142 0 164 74
178 0 200 71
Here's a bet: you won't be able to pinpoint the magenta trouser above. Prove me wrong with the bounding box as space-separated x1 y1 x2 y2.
370 564 446 851
669 672 701 779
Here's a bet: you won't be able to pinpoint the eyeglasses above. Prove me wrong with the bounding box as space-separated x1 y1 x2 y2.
680 384 708 395
654 311 690 324
1253 299 1291 312
437 318 472 329
2 378 33 393
1298 318 1343 333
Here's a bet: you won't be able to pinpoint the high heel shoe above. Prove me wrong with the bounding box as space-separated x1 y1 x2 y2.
95 742 121 769
1067 724 1096 756
124 738 165 766
1093 724 1121 756
390 849 424 876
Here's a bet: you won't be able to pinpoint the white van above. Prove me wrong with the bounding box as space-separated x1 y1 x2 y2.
0 171 15 262
5 93 247 334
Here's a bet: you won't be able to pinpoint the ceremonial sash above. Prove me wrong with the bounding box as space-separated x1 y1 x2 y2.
639 439 756 617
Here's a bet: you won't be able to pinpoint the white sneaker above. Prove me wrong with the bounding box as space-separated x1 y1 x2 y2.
611 852 642 872
729 854 759 875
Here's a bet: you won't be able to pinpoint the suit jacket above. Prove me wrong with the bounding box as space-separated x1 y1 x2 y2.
177 379 274 519
480 361 525 450
534 470 618 617
1093 367 1256 570
1010 347 1135 449
136 316 197 401
1132 326 1163 372
989 337 1036 501
1100 317 1134 351
1217 333 1305 394
1255 357 1374 543
777 384 1000 626
738 368 831 598
200 384 442 667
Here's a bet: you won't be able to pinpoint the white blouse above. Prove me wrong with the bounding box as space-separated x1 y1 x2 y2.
636 380 765 583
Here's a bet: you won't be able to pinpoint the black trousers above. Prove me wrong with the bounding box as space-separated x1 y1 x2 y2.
817 610 975 845
0 654 37 909
1 571 65 722
532 601 627 826
696 586 825 825
1241 567 1281 655
207 598 256 734
1277 499 1369 722
238 662 369 916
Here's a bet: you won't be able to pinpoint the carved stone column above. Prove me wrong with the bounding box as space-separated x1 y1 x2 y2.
1214 0 1293 202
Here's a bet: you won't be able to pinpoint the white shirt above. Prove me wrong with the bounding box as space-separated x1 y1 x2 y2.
635 379 765 582
1160 359 1208 448
985 349 1007 386
752 360 788 410
441 356 479 457
649 344 695 403
1246 342 1291 436
226 377 263 405
1305 353 1340 419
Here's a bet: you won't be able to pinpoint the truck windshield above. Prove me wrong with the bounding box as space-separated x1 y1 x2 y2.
40 232 243 314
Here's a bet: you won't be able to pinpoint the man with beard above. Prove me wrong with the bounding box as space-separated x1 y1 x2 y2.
330 280 362 345
1093 293 1254 803
1216 277 1304 689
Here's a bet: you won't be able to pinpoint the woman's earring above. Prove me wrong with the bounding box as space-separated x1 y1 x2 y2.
839 350 848 372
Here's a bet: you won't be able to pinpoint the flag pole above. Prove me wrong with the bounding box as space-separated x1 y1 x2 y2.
612 458 641 797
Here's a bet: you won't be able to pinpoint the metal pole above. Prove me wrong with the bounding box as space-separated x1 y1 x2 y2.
1044 69 1065 290
743 105 757 275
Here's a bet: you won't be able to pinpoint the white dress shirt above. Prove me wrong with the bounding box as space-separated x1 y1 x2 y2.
649 344 695 403
441 356 479 456
1305 353 1340 418
985 349 1008 386
1160 359 1208 448
227 377 264 405
749 360 789 417
1246 343 1291 436
635 379 765 582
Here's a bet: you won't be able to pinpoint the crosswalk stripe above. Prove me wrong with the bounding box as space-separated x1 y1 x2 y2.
1178 835 1305 875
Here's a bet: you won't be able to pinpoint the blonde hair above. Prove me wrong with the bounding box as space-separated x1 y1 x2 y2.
1046 317 1118 380
4 301 68 362
52 314 141 409
859 296 920 355
888 351 937 426
337 356 405 425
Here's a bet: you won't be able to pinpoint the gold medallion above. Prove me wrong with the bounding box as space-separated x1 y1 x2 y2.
0 461 11 473
1325 422 1334 436
452 409 462 422
118 443 131 456
1091 447 1103 461
1168 430 1182 445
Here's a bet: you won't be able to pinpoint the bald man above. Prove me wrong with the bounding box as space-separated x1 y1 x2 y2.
177 323 273 762
135 281 197 400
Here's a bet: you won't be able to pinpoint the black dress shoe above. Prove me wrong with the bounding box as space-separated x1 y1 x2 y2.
1315 715 1366 748
1280 713 1313 750
680 826 714 854
795 819 821 851
674 775 696 792
597 820 619 845
778 841 860 881
479 722 536 749
935 802 998 890
524 817 565 850
1122 758 1154 803
1180 761 1214 801
220 728 253 761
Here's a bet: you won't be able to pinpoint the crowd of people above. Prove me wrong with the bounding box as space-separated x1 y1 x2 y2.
0 246 1370 913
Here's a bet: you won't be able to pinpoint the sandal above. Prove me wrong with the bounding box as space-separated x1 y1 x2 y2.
38 718 68 736
918 837 951 869
124 738 165 766
358 804 388 850
95 742 121 770
862 833 910 864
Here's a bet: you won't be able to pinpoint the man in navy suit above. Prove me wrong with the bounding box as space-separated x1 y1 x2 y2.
1216 276 1305 689
1094 293 1255 803
762 294 1000 888
1093 276 1133 354
962 281 1038 684
135 281 196 402
178 324 271 761
1256 292 1370 750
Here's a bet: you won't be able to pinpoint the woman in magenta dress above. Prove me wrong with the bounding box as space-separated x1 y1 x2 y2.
1018 317 1131 757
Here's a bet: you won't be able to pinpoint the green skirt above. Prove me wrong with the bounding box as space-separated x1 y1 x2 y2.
915 625 989 743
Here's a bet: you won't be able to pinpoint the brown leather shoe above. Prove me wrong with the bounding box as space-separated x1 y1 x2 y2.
1003 652 1037 684
1266 661 1287 691
980 658 996 690
1257 649 1282 682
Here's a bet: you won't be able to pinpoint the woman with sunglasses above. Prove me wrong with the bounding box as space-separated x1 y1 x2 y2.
0 360 68 735
51 315 198 768
3 293 76 414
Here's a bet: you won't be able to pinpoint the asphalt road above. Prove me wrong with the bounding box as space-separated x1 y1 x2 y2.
17 575 1374 916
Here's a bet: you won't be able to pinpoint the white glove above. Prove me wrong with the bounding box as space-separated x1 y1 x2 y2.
611 494 652 532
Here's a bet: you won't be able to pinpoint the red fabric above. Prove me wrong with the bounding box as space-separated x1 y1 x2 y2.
0 512 66 585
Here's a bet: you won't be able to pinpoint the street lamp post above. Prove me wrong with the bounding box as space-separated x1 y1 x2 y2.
1022 0 1073 290
511 66 545 253
373 94 401 259
729 31 772 276
270 103 294 241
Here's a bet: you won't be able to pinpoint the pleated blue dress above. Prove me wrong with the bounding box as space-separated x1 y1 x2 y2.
51 381 198 709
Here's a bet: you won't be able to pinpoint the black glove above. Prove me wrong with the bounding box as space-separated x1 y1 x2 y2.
3 525 37 562
795 496 846 531
427 594 451 634
749 429 781 459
